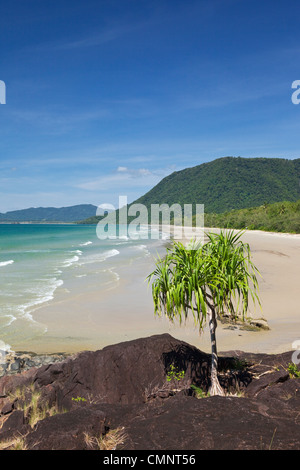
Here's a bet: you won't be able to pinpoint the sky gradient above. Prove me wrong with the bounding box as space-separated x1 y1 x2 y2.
1 0 300 212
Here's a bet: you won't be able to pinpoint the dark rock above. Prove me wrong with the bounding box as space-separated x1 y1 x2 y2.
113 394 300 450
0 367 38 398
9 359 21 373
1 399 15 415
33 334 212 409
25 407 107 450
249 318 270 330
1 409 26 433
245 370 290 398
0 334 299 450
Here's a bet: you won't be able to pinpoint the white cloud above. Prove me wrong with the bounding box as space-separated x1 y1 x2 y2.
75 166 172 192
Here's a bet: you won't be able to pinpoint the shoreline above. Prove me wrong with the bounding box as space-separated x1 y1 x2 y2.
0 221 79 224
3 225 300 357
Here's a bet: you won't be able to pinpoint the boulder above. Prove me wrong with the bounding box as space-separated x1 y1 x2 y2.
0 334 299 450
25 407 107 450
32 334 212 409
249 318 270 330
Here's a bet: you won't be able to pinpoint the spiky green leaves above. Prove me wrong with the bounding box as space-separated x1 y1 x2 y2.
147 230 261 330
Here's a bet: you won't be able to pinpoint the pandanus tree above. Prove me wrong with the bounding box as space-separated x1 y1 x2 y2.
147 230 261 396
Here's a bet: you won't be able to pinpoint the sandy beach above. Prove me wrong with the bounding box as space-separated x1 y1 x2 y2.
175 226 300 354
14 226 300 357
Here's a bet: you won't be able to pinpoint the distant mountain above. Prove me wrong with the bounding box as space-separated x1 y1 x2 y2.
0 204 98 222
131 156 300 214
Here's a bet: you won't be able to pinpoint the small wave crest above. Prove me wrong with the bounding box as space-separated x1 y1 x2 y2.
19 278 64 321
77 249 120 266
133 244 151 257
62 255 80 267
0 260 14 267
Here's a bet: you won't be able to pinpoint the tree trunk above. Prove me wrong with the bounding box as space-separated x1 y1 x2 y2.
208 308 225 396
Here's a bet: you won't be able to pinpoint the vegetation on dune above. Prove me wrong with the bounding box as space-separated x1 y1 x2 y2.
203 199 300 234
79 199 300 235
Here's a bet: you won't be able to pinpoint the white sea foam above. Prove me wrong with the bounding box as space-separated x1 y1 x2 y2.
63 255 80 267
133 244 151 256
0 314 16 328
108 269 120 282
97 268 120 289
0 260 14 267
134 244 148 250
77 249 120 266
18 278 64 321
161 231 170 240
0 292 23 298
24 250 52 253
79 241 93 246
0 340 13 364
24 278 64 300
127 226 150 240
5 315 16 326
62 250 82 267
149 226 170 240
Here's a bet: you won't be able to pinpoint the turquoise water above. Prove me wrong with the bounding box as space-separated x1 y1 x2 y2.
0 223 163 351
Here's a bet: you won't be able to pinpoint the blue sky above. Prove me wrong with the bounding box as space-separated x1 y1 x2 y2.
0 0 300 212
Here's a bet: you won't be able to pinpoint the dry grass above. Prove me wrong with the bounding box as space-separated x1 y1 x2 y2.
1 384 125 451
0 383 65 450
144 376 191 402
10 386 61 428
5 382 64 430
0 433 28 450
0 415 9 431
84 427 127 450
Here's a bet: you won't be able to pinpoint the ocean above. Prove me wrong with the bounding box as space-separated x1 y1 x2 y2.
0 223 167 354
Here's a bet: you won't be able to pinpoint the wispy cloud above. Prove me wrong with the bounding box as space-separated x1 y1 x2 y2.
55 27 127 50
75 166 172 192
33 20 147 52
8 107 109 134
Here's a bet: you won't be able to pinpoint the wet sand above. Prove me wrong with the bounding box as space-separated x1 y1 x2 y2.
15 226 300 357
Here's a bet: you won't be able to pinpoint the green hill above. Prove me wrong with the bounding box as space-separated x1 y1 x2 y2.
132 156 300 214
0 204 98 222
78 156 300 228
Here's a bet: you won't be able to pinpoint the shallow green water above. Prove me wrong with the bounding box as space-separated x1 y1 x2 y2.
0 223 162 351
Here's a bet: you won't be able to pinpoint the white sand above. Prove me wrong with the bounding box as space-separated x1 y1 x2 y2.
163 225 300 355
15 226 300 357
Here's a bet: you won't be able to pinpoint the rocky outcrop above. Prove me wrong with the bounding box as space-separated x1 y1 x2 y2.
0 350 69 378
0 334 299 450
